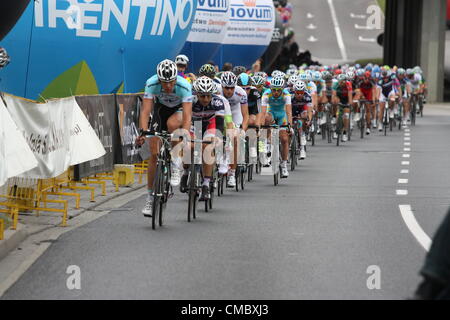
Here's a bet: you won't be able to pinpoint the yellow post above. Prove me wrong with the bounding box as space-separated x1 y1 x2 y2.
0 218 4 240
12 207 18 230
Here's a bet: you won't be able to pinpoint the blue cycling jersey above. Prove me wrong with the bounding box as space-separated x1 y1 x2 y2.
261 88 292 113
144 75 192 108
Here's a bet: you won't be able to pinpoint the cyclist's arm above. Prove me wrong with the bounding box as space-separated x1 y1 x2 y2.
241 103 249 131
181 101 192 133
257 94 269 126
140 97 154 131
286 104 293 125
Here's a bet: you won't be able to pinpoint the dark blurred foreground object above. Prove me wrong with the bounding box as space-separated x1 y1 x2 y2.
413 208 450 300
0 0 31 41
296 50 320 66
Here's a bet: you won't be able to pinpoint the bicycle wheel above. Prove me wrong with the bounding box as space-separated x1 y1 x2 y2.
187 164 196 222
235 167 240 192
336 118 341 146
419 98 424 117
360 105 365 139
152 162 162 230
290 135 296 171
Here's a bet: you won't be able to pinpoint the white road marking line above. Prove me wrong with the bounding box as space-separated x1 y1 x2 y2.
404 142 411 146
396 190 408 195
401 161 410 165
355 23 374 30
350 13 366 19
405 133 410 136
327 0 348 60
358 36 376 42
307 13 314 19
404 137 411 141
307 36 318 42
404 148 411 151
403 154 410 158
306 23 317 29
399 205 431 251
401 169 409 174
398 179 408 184
404 128 410 132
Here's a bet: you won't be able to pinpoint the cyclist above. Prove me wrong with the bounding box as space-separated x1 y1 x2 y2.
378 69 399 131
217 71 249 188
332 73 353 141
136 59 193 217
259 76 293 178
407 67 424 114
196 63 234 177
238 73 261 159
311 71 327 134
291 80 311 159
397 68 411 125
353 70 377 135
190 76 227 201
414 66 427 104
175 54 196 83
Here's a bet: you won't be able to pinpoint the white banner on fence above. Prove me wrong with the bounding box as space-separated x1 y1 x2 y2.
2 94 106 179
0 97 38 187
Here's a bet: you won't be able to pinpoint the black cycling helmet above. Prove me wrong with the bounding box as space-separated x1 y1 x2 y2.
199 64 216 79
232 65 247 76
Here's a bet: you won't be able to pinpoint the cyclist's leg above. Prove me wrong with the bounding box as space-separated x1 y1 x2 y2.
378 91 386 130
353 90 362 120
388 90 396 118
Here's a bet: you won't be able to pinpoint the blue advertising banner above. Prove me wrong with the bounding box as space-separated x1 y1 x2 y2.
180 0 230 72
213 0 275 68
0 0 198 100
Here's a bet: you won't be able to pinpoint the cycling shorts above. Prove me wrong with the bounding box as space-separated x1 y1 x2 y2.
150 102 182 132
269 110 288 126
360 88 373 101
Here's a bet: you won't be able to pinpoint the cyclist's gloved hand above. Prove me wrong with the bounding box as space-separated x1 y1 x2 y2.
136 129 146 146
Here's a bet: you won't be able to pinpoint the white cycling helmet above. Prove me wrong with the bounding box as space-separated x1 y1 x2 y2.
346 71 355 81
193 76 216 94
293 80 307 92
157 59 178 82
175 54 189 65
270 76 285 89
271 70 284 78
0 47 10 69
221 71 237 87
287 74 300 86
311 71 322 82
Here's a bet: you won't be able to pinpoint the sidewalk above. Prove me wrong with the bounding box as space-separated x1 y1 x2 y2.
0 175 147 261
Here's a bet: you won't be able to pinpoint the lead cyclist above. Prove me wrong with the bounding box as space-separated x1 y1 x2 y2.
136 59 193 217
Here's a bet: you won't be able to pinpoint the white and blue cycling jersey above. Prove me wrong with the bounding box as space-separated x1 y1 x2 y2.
144 75 193 108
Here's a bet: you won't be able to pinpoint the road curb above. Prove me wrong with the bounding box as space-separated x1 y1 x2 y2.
0 224 28 261
0 183 146 263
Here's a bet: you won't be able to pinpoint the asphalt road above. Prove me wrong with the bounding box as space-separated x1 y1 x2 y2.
291 0 384 63
2 104 449 300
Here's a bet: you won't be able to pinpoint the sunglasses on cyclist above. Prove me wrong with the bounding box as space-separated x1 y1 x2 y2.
198 94 212 98
295 90 305 95
271 88 283 92
242 87 251 91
